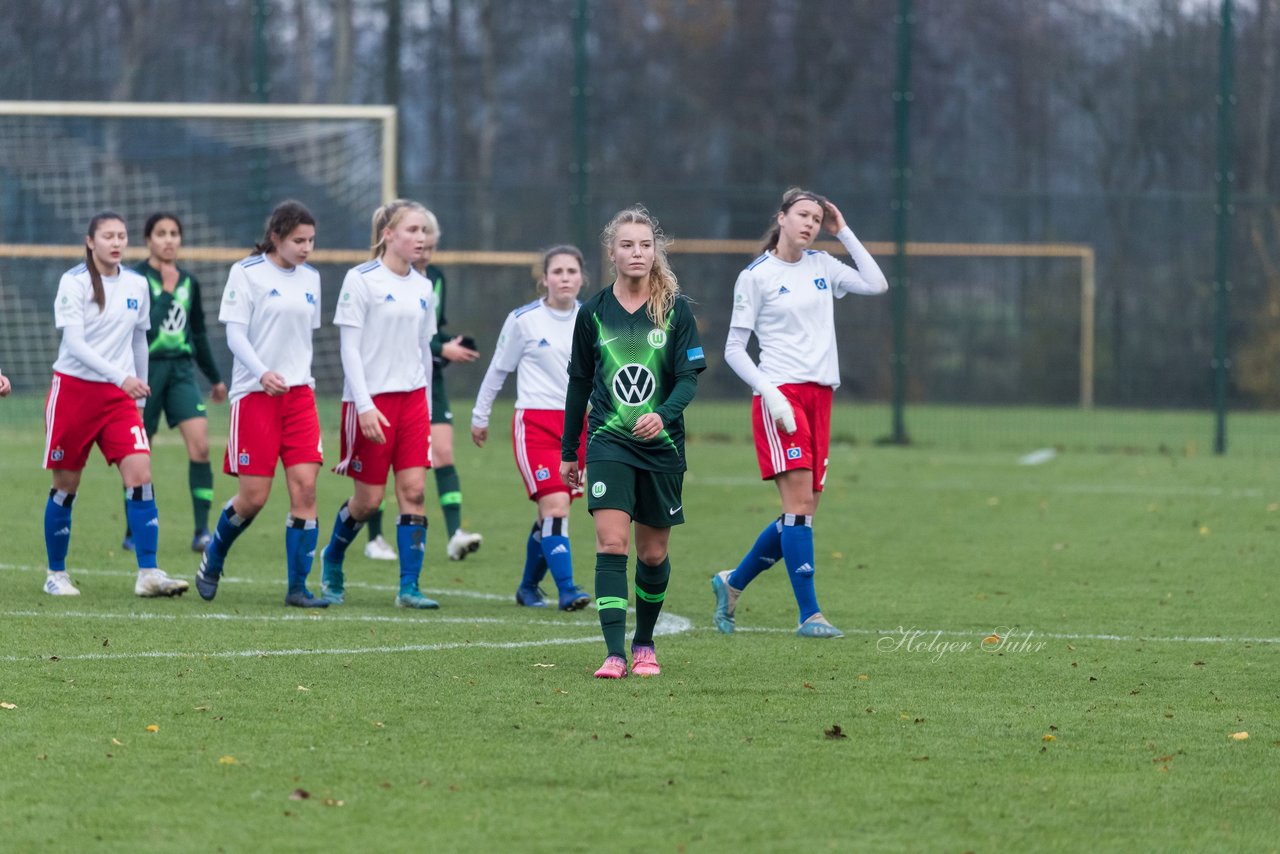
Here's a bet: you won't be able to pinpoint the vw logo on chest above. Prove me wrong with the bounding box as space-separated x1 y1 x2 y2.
612 363 656 406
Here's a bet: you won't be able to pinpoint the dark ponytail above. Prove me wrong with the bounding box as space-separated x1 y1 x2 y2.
254 200 316 256
85 211 125 311
759 187 828 254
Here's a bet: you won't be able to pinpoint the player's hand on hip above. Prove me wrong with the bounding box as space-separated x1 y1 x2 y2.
358 408 390 444
209 382 228 404
632 412 664 441
471 425 488 447
120 376 150 400
559 460 580 489
260 371 288 396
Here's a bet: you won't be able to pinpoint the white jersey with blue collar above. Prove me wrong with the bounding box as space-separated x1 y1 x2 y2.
52 263 150 384
730 229 886 389
333 258 436 401
219 254 322 402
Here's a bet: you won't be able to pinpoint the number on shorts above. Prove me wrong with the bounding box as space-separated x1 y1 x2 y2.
131 425 150 451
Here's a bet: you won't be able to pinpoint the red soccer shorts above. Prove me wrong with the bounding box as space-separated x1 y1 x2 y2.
334 389 431 484
513 408 584 501
224 386 323 477
44 372 150 469
751 382 833 491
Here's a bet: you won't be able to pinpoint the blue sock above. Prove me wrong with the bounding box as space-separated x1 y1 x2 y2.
781 514 819 623
124 484 159 570
325 501 366 564
521 521 546 588
728 516 783 590
44 489 75 571
206 499 255 575
396 514 427 591
539 516 575 592
285 516 318 595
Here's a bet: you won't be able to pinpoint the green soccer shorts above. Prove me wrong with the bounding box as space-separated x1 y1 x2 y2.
143 358 207 435
585 459 685 528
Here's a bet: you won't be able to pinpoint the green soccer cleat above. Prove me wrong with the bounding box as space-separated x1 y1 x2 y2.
320 547 345 604
711 570 740 634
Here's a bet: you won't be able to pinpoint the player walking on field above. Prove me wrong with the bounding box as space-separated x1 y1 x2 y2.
471 245 592 612
120 213 227 555
319 200 440 609
195 200 328 607
712 188 888 638
42 211 189 598
561 207 706 679
413 210 485 562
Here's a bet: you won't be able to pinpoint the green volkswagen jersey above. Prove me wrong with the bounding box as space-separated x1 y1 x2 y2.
135 261 222 383
562 288 705 472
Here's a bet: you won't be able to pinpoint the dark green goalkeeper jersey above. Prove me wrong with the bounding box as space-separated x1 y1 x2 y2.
562 288 706 472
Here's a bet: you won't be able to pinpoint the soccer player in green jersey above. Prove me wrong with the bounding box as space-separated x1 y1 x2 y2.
561 207 706 679
121 213 227 554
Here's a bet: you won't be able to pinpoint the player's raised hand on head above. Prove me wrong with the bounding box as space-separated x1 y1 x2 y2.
821 199 847 235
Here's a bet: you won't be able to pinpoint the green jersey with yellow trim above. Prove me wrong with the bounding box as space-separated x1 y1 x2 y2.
566 288 705 472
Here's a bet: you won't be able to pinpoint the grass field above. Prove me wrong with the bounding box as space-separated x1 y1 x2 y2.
1 397 1277 852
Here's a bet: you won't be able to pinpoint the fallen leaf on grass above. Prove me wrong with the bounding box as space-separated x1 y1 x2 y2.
824 725 847 740
289 789 310 801
0 702 16 710
1042 734 1056 742
857 674 869 682
1153 755 1174 763
193 706 210 711
555 689 569 695
111 738 124 746
802 682 815 690
532 663 555 668
322 799 344 807
145 725 159 733
1229 731 1249 741
297 685 310 692
218 755 239 765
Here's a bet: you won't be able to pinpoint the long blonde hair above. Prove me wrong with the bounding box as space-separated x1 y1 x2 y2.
369 199 431 259
601 205 678 328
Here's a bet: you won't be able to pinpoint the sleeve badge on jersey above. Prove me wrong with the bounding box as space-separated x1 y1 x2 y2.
305 293 317 305
686 347 704 361
126 298 139 310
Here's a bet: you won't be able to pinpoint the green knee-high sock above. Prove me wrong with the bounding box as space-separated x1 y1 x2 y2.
190 461 213 533
367 501 385 541
434 465 463 537
633 556 670 647
595 552 630 659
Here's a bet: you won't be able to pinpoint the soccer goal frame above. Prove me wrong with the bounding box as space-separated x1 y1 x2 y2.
0 100 399 204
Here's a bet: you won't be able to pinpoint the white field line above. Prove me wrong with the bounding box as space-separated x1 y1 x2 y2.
733 626 1280 644
691 475 1269 498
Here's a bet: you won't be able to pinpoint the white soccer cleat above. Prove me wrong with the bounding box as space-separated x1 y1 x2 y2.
44 571 80 596
135 568 189 598
446 528 482 561
363 535 398 561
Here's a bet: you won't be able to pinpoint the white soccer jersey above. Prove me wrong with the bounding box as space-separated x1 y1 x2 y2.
52 263 150 384
333 259 436 406
730 229 886 388
219 255 322 403
472 299 578 427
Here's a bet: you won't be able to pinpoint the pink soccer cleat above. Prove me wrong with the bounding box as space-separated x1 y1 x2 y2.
593 655 628 679
630 644 661 677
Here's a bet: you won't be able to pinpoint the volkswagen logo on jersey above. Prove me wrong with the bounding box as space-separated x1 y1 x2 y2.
161 302 187 333
647 328 667 349
612 363 656 406
814 277 828 290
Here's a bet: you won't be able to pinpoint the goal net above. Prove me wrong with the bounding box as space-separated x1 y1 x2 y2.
0 101 396 396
